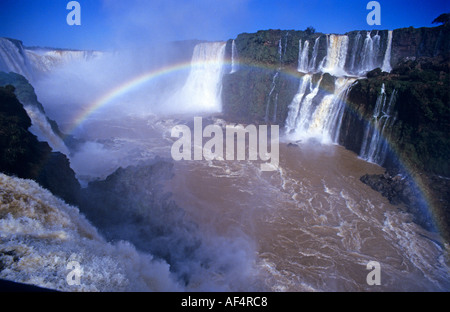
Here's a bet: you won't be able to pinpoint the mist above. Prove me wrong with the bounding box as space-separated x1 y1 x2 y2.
30 0 251 135
26 1 265 291
34 46 190 134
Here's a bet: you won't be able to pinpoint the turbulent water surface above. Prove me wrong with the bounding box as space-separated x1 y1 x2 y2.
1 37 449 292
65 116 450 291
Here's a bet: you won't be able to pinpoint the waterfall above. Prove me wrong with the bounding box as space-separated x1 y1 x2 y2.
285 74 322 140
321 35 349 76
24 105 70 155
285 29 396 146
272 93 279 123
285 75 356 143
382 30 393 72
360 84 397 164
278 39 283 62
0 38 102 82
264 36 285 122
265 71 279 122
297 40 310 73
348 32 362 74
286 35 356 142
285 74 312 133
230 40 239 74
358 31 382 74
308 37 321 72
325 78 357 142
0 38 35 81
169 42 226 113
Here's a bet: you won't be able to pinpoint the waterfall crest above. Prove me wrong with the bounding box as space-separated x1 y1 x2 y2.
285 30 394 147
169 42 226 113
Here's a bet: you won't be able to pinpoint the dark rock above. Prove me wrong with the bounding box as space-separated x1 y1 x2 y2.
391 24 450 67
366 68 382 78
345 55 450 177
0 72 82 151
36 152 81 206
0 85 81 206
0 85 49 179
0 279 58 292
361 172 435 231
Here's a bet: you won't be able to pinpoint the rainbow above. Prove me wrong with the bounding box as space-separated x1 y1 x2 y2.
68 60 195 134
67 57 300 134
65 54 446 239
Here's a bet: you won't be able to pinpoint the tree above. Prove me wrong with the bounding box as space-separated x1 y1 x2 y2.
305 26 316 35
432 13 449 25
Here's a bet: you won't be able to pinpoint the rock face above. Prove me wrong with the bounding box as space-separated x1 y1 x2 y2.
343 56 450 177
360 172 433 229
222 30 309 125
360 171 450 241
0 72 80 151
0 85 80 206
221 24 449 239
221 25 448 129
391 25 450 66
0 84 50 178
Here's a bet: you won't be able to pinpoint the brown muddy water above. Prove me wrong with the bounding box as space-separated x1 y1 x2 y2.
71 116 450 291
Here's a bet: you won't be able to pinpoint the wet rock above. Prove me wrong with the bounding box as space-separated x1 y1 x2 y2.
0 85 81 206
360 172 434 231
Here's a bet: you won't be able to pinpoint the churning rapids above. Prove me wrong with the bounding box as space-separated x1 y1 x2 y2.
0 37 449 292
62 115 449 292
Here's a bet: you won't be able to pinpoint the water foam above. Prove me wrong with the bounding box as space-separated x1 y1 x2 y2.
0 173 181 291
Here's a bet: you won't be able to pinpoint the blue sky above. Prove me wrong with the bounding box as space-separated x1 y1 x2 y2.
0 0 449 50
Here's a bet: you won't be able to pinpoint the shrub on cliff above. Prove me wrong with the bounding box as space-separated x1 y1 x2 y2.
432 13 449 26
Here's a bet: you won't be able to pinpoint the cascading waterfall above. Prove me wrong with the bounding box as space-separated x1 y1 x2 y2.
278 38 283 62
317 77 357 142
0 38 35 81
348 32 362 73
282 32 289 60
265 71 279 122
297 40 310 73
0 37 102 82
169 42 226 113
359 31 382 74
308 36 321 72
285 74 312 133
382 30 393 72
24 105 70 155
286 75 356 143
321 35 349 76
265 36 286 122
285 30 395 151
285 34 355 142
285 74 323 140
272 93 279 123
230 40 239 74
360 84 397 164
